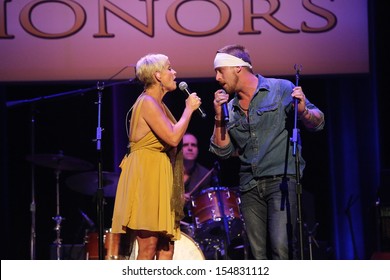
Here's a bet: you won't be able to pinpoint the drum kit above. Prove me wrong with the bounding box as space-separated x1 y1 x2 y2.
181 186 248 260
82 186 248 260
27 152 248 260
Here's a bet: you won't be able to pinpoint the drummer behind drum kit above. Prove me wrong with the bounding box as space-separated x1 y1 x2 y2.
27 152 248 260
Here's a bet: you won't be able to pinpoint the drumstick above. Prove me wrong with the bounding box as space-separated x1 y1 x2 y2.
188 167 215 196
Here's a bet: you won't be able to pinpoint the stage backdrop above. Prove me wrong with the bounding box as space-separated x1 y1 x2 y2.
0 0 368 82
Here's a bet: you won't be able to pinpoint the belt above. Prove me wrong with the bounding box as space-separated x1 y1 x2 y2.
258 174 293 181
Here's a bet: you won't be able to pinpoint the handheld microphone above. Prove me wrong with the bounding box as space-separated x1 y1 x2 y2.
178 81 207 118
221 102 229 123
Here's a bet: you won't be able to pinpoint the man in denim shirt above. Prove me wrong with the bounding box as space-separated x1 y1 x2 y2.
209 44 325 259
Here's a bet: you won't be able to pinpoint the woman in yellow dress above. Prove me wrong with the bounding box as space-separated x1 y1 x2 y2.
111 53 202 260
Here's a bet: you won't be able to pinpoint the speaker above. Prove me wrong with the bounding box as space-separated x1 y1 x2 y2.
50 244 86 260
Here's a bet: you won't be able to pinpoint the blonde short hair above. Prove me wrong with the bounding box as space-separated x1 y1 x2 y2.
136 54 168 88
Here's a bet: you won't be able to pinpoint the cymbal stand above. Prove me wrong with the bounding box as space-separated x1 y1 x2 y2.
304 222 319 260
52 169 64 260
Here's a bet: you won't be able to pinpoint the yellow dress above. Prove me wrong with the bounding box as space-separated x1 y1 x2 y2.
111 95 182 241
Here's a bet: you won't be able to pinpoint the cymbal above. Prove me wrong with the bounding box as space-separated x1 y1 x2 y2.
66 171 119 197
26 153 94 171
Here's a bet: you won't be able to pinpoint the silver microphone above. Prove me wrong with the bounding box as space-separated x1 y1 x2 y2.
179 81 207 118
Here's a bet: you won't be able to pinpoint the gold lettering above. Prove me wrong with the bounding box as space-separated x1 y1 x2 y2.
166 0 230 36
94 0 156 38
0 0 14 38
240 0 299 34
19 0 86 39
301 0 337 32
1 0 339 40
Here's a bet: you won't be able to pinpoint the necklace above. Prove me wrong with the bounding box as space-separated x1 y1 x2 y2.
238 102 249 111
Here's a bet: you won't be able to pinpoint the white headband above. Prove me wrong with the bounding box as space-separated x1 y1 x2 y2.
214 52 252 69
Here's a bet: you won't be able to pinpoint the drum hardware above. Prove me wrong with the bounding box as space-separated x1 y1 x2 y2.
26 151 94 260
197 236 224 260
180 221 195 238
79 209 96 230
304 222 320 260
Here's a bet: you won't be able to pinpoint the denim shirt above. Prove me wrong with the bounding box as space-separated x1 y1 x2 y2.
209 75 324 192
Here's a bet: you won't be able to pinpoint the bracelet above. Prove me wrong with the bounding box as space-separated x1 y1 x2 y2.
214 115 222 121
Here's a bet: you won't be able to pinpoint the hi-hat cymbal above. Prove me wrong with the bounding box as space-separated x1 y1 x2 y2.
26 153 94 171
66 171 119 197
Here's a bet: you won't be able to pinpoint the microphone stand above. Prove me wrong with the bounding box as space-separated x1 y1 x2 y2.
290 64 304 260
95 81 105 260
29 104 37 260
93 79 137 260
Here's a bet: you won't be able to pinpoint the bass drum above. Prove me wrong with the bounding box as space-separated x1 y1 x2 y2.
130 232 205 260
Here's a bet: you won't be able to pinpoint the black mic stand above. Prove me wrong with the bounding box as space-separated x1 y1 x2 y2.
94 81 105 260
92 78 138 260
29 104 37 260
290 64 304 260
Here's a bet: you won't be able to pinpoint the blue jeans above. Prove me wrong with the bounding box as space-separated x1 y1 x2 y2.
240 176 298 259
